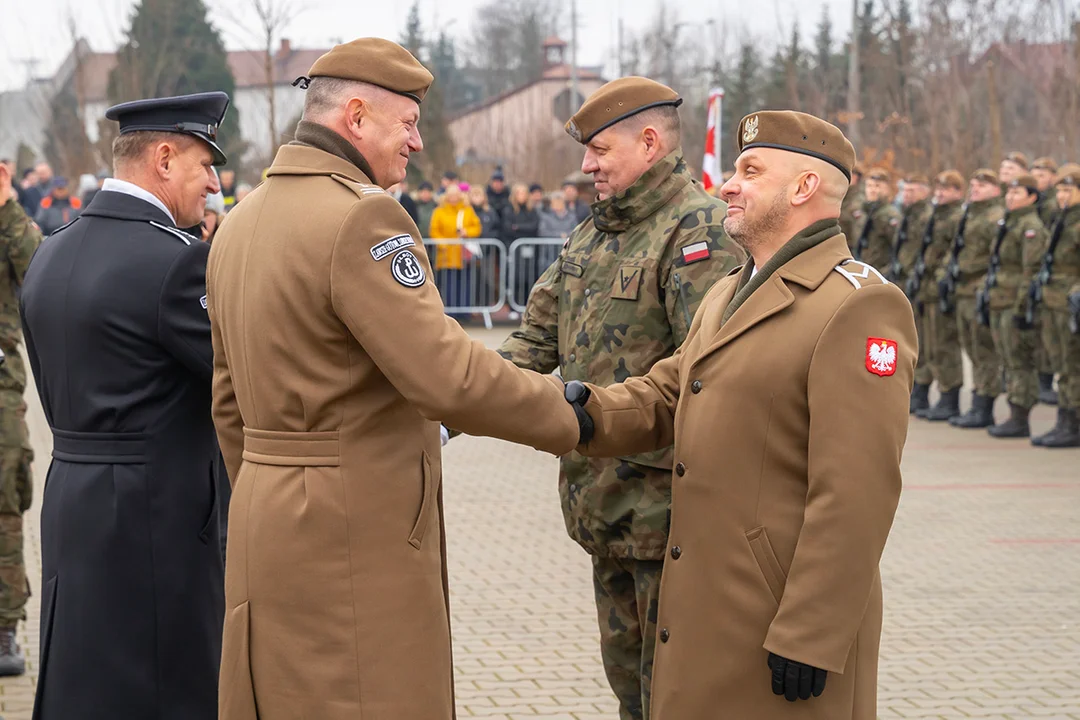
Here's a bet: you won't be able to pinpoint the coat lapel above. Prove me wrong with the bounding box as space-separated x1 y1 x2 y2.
691 274 794 369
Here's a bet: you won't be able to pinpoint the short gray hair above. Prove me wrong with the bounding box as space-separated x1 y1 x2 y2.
112 131 194 172
619 106 682 146
301 77 388 121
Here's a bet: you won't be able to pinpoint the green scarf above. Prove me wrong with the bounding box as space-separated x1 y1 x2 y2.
292 120 378 183
721 218 842 325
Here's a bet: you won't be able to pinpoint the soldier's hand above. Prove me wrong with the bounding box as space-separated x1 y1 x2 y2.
564 380 594 445
768 652 827 702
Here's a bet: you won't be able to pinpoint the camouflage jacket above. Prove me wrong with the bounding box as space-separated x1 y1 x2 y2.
1038 192 1059 229
498 151 742 560
0 198 41 393
954 197 1006 298
853 200 902 272
1041 203 1080 310
891 198 933 284
986 205 1048 312
839 184 865 249
924 201 965 303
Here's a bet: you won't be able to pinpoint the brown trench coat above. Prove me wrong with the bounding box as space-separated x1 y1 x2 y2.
207 141 579 720
579 230 917 719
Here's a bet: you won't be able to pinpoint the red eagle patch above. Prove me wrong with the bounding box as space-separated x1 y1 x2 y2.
866 337 898 377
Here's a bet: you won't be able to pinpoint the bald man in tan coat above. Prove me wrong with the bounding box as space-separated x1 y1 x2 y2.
564 111 917 719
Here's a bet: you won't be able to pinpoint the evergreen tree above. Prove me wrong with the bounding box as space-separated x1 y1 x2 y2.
397 1 456 182
401 1 423 58
724 43 761 152
107 0 245 166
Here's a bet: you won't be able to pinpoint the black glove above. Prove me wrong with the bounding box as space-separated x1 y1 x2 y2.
564 380 594 446
768 653 827 702
1013 312 1033 330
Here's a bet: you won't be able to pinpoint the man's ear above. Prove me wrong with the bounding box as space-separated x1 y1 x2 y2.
345 97 367 140
792 171 821 207
154 142 175 179
642 126 661 161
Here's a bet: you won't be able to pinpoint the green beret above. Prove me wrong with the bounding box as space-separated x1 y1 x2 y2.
1056 168 1080 188
294 38 433 104
934 170 965 190
565 77 682 144
735 110 856 180
1008 174 1039 193
970 168 999 185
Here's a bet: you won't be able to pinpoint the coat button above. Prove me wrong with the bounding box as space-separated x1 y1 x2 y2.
670 546 681 560
568 353 576 362
584 288 591 296
659 628 670 643
691 380 702 394
675 463 685 477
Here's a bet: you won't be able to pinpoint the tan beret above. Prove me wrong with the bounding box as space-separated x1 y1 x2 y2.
867 167 892 183
905 173 930 186
295 38 433 104
736 110 856 180
934 170 965 190
1003 151 1029 169
565 77 682 144
1008 174 1039 193
970 168 999 185
1032 156 1059 172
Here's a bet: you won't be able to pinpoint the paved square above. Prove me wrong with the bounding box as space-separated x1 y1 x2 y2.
6 332 1079 719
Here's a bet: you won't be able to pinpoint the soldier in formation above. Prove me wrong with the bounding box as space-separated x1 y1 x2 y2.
499 77 742 720
839 163 864 245
892 173 935 412
853 168 901 270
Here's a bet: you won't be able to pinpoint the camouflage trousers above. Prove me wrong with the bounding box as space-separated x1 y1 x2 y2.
0 391 32 629
912 302 933 386
956 297 1002 397
1041 308 1080 409
990 309 1038 409
592 555 663 720
925 302 964 392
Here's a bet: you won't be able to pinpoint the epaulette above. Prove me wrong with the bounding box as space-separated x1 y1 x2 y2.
149 220 197 246
330 174 387 201
833 259 890 289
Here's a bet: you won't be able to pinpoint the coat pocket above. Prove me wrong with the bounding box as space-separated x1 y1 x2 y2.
198 461 218 545
408 452 441 550
746 526 787 605
219 601 259 720
32 575 59 720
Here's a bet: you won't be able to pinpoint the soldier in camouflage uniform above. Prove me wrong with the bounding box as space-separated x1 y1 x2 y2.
1031 156 1061 403
0 161 41 676
917 171 968 421
984 175 1049 437
498 78 741 720
839 163 865 249
998 150 1028 187
853 167 902 272
1030 169 1080 447
946 169 1006 428
892 173 935 412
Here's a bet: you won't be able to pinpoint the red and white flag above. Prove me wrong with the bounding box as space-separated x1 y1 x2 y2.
702 88 724 191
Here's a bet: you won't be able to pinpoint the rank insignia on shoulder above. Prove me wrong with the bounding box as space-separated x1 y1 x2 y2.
371 233 416 261
866 337 898 377
680 241 710 264
200 295 208 309
391 249 426 287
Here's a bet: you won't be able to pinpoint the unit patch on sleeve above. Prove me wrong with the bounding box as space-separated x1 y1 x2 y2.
611 265 642 300
391 249 426 287
866 337 898 377
680 241 711 265
371 234 416 261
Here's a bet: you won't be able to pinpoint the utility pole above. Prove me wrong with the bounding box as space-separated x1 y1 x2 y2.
847 0 861 146
570 0 580 111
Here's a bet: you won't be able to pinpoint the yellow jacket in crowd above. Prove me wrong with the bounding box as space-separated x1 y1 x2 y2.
429 199 481 270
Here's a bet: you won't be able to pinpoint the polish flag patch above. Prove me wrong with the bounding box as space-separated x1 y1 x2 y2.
866 337 898 377
681 241 710 264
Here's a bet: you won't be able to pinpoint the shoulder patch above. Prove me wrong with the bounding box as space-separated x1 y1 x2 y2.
833 259 890 289
371 233 416 261
391 249 426 288
200 295 208 309
866 337 899 376
149 220 196 245
1025 229 1037 239
889 217 900 227
679 241 711 265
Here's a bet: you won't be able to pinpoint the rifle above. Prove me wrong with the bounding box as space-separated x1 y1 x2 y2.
888 212 910 282
905 202 938 301
1024 213 1068 326
1069 288 1080 334
937 203 970 316
854 203 876 262
976 215 1010 326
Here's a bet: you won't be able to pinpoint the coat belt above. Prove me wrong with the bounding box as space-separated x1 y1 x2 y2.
242 428 340 467
51 429 149 464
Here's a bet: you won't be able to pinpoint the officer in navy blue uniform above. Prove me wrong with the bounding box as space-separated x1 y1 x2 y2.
20 92 229 720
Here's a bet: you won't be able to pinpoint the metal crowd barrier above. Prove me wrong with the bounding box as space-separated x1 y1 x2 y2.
507 238 565 312
421 238 506 329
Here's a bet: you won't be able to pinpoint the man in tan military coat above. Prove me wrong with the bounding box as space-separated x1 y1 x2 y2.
563 111 916 719
207 39 581 720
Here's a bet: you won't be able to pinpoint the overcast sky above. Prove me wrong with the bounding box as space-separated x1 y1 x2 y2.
0 0 851 93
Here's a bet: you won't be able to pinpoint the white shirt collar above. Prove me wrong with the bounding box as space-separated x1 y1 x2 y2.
750 265 759 278
101 178 176 224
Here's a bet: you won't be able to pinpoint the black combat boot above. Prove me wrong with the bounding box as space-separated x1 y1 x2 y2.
1041 408 1080 448
1031 406 1069 446
0 626 25 677
909 383 931 414
987 403 1031 438
1038 373 1059 405
950 394 995 429
922 388 961 421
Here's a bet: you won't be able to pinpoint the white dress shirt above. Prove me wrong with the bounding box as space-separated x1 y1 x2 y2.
101 178 176 224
